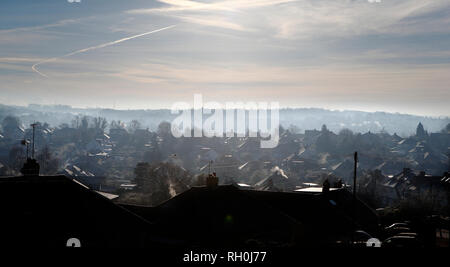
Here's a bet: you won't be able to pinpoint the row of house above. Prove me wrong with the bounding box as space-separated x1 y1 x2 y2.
363 168 450 208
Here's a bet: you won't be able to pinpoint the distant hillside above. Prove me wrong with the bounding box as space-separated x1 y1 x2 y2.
0 104 448 136
279 108 449 136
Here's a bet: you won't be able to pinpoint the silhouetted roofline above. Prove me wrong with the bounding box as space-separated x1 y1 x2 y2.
0 174 153 225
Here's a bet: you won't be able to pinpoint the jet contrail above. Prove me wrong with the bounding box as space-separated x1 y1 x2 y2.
32 25 176 77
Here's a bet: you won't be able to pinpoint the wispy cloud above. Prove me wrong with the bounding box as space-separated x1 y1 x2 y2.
0 18 86 34
0 57 45 63
173 15 248 31
127 0 450 38
128 0 298 13
108 61 450 93
127 0 299 32
32 25 176 77
268 0 450 39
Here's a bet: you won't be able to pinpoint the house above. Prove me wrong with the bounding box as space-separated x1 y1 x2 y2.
0 175 160 247
132 129 154 148
237 161 266 174
85 139 103 153
254 167 295 192
380 168 417 202
378 168 449 208
331 159 354 182
429 133 450 150
119 183 379 247
304 129 321 145
51 127 78 145
198 147 219 162
62 164 105 191
236 138 264 161
109 128 129 144
0 167 379 248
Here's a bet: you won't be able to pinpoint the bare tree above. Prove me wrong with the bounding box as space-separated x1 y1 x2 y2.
110 120 125 129
92 117 108 131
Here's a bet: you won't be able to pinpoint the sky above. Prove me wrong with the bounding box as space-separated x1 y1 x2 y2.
0 0 449 116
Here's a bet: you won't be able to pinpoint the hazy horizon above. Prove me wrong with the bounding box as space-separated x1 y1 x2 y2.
3 102 450 119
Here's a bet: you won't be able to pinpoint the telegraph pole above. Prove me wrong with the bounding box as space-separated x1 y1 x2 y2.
353 151 358 198
30 123 38 159
352 151 358 247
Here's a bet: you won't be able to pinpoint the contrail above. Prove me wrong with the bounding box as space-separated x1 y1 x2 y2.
32 25 176 77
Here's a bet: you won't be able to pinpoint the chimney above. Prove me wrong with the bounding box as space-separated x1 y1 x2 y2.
20 158 40 176
206 172 218 188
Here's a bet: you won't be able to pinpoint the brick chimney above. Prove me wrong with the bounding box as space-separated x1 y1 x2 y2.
206 172 218 188
20 158 40 176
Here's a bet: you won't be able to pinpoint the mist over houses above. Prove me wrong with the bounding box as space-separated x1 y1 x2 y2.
1 103 449 136
0 105 449 247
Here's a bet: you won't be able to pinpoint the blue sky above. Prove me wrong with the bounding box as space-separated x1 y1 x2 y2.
1 0 449 116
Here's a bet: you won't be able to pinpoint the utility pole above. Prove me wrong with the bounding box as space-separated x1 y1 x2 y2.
352 151 358 247
353 152 358 196
20 124 40 176
30 123 38 159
